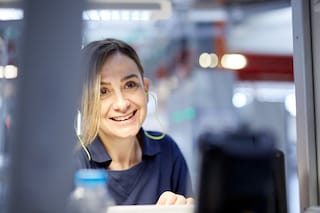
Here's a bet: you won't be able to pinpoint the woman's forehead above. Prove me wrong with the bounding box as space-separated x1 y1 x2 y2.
100 66 142 79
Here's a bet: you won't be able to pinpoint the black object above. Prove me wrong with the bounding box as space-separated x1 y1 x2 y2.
196 128 287 213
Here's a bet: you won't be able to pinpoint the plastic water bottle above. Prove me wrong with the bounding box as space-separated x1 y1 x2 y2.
68 169 115 213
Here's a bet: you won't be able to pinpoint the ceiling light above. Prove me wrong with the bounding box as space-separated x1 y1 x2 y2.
0 8 23 21
84 0 171 21
209 53 218 68
120 10 130 21
188 8 227 22
199 53 211 68
4 65 18 79
232 92 248 108
199 53 219 68
85 10 100 21
83 9 153 21
221 54 247 70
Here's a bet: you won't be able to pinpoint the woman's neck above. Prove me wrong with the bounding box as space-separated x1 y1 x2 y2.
98 134 142 170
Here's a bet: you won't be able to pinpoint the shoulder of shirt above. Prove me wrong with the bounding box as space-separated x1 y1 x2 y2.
143 130 179 149
143 130 185 163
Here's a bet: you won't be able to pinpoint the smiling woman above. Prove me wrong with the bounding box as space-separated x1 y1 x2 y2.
98 53 149 143
74 38 194 205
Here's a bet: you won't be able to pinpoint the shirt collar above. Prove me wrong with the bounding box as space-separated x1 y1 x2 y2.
87 137 111 163
87 128 161 164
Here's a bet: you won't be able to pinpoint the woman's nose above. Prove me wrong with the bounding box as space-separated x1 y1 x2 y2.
112 91 130 111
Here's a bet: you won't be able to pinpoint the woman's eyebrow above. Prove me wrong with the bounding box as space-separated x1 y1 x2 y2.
100 74 139 85
100 81 110 85
121 74 139 82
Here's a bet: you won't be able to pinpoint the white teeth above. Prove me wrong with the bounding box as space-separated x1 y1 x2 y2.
112 112 134 121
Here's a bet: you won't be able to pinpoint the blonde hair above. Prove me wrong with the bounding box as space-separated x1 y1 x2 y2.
79 38 145 146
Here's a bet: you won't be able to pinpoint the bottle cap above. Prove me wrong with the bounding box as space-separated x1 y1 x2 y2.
75 169 107 187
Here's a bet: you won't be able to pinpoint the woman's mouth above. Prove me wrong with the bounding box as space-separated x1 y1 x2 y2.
111 110 137 121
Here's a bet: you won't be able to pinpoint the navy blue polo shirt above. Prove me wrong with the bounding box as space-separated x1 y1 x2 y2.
74 129 193 205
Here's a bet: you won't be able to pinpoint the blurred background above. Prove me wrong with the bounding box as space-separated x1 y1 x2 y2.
0 0 298 212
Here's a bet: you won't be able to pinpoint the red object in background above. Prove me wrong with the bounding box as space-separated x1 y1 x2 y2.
155 63 169 79
235 53 294 82
210 20 293 82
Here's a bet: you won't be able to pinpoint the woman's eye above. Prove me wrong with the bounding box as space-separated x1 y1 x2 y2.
100 87 110 96
125 81 139 89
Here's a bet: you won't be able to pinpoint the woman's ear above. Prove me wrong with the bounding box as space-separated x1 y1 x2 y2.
144 78 150 102
144 77 150 93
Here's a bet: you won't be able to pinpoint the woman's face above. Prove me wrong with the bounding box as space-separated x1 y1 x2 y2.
98 52 149 140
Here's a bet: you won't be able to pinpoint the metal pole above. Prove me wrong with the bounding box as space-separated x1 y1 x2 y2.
8 0 84 212
292 0 318 211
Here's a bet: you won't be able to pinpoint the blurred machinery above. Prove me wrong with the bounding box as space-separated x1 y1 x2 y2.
196 126 287 213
